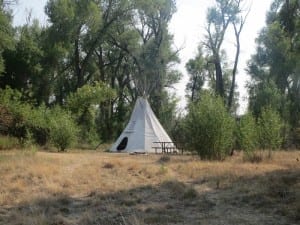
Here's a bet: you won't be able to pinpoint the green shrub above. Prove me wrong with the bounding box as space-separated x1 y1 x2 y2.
25 104 51 146
184 92 235 160
0 87 49 145
236 113 258 159
258 107 283 157
293 127 300 148
0 105 14 134
183 187 198 199
48 107 78 151
0 135 19 150
75 108 100 146
66 82 115 144
0 87 80 150
158 155 171 163
0 87 29 139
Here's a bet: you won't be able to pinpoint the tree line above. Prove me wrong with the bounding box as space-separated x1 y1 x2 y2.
0 0 299 160
183 0 300 160
0 0 180 150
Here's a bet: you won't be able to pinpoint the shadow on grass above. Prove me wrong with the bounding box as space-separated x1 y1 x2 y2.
1 169 299 225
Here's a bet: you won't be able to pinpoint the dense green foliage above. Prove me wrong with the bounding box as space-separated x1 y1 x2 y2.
0 135 19 150
257 107 283 153
248 0 300 146
48 107 78 151
66 82 115 144
0 0 181 150
236 113 258 152
248 80 284 118
0 87 79 150
0 0 14 74
184 92 235 160
185 47 207 102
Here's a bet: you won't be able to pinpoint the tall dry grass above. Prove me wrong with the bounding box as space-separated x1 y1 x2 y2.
0 150 299 225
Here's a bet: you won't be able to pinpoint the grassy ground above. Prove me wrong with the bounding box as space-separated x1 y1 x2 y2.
0 150 299 225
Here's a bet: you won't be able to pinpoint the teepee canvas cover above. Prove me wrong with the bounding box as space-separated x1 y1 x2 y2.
110 97 173 153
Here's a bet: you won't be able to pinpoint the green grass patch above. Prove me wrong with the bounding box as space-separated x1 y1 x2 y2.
0 135 19 150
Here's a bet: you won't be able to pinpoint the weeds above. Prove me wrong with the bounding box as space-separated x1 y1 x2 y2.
243 151 263 163
0 135 19 150
0 151 299 225
158 155 171 163
158 165 168 175
103 162 114 169
183 186 198 199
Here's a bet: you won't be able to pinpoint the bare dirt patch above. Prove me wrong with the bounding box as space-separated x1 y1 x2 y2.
0 150 299 225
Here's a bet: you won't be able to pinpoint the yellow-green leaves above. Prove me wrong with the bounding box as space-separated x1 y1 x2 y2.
66 82 115 114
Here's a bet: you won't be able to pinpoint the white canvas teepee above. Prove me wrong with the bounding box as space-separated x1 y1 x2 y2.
110 97 173 153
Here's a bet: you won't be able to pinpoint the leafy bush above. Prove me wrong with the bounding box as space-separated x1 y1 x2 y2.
293 127 300 148
0 106 14 134
0 87 80 150
236 113 258 159
183 187 198 199
48 107 78 151
24 104 51 146
66 82 115 144
0 88 46 145
0 87 28 139
184 92 235 160
249 80 283 118
258 107 283 156
0 135 19 150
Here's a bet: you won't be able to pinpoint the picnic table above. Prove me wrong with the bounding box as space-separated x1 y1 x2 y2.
152 141 184 154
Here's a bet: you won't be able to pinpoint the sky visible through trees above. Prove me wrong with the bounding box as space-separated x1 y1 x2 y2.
13 0 273 113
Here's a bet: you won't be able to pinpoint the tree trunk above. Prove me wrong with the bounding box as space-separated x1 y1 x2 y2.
215 57 224 98
191 75 198 102
74 35 84 89
228 13 248 110
228 33 240 109
98 47 106 82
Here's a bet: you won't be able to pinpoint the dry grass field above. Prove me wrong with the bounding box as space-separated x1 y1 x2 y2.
0 150 299 225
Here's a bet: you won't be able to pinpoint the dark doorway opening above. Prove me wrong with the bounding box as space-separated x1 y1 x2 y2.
117 137 128 151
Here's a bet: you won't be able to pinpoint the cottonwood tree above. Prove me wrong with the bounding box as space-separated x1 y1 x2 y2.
108 0 180 119
45 0 131 91
185 47 212 102
248 0 300 121
2 20 45 103
0 0 14 74
137 0 180 117
201 0 249 110
228 0 249 108
248 0 300 145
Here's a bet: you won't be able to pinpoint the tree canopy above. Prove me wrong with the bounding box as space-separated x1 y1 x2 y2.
0 0 181 147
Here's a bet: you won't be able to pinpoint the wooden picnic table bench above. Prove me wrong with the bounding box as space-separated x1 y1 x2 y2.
152 141 184 154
